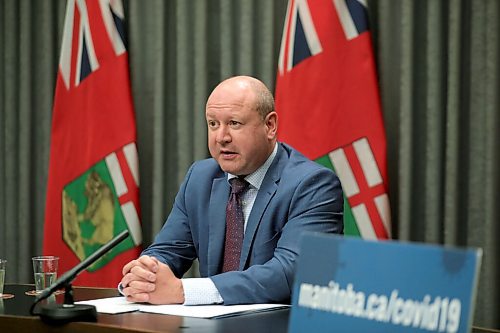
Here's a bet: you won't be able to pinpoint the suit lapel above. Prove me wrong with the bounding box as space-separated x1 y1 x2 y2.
239 144 286 269
208 177 230 276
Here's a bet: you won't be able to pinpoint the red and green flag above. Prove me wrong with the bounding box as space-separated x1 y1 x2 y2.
44 0 142 287
275 0 391 239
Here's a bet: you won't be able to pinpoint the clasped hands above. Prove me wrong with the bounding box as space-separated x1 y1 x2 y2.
120 255 185 304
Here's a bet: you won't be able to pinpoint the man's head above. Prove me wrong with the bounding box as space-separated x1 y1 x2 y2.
205 76 278 176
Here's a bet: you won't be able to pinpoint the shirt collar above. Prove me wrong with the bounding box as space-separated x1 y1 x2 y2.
227 142 278 190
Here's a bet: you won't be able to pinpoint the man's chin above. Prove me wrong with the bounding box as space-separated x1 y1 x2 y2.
217 160 241 175
220 166 239 175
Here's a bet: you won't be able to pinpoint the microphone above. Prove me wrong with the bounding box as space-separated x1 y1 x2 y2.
31 229 130 324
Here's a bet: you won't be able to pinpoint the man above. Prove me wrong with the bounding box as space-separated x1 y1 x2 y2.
120 76 343 305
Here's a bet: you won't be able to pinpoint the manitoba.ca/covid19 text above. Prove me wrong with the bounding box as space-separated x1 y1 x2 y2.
298 281 461 333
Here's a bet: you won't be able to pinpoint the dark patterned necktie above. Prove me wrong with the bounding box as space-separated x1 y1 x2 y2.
222 177 249 272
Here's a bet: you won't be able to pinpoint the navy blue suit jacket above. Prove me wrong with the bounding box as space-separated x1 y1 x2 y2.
142 143 343 304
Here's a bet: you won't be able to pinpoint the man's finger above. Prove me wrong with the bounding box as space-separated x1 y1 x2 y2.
137 255 159 273
130 265 157 282
122 256 159 276
128 280 156 293
125 292 150 303
121 271 150 288
122 259 139 276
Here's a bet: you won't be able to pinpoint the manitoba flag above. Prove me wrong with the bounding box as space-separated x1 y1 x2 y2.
275 0 391 239
44 0 142 287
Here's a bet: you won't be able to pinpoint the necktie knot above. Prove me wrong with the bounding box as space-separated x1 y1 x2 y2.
229 177 248 195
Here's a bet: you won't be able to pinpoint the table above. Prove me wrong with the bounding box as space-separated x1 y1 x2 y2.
0 284 497 333
0 284 289 333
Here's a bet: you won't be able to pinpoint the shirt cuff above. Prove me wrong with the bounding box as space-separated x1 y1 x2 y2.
181 278 224 305
117 282 124 295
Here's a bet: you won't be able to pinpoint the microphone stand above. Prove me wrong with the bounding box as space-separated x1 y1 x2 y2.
30 230 130 324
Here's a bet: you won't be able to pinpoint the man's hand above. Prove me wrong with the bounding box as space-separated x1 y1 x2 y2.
121 255 158 291
120 255 184 304
144 263 185 304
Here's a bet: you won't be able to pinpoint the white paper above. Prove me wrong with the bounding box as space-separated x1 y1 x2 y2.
76 297 289 318
138 302 289 318
76 297 140 314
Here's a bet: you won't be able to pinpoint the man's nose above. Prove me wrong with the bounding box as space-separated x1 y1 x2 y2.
215 126 231 143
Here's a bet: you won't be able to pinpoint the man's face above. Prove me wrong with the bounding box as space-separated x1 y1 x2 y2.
205 82 277 176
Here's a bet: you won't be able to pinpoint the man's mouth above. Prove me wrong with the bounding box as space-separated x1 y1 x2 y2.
220 150 237 158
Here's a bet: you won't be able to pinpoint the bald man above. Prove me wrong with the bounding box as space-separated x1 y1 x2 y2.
120 76 343 305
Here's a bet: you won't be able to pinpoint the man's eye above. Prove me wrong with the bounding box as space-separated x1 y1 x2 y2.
229 121 240 127
208 120 218 127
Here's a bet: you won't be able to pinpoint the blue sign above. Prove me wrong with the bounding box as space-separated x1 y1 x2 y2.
289 233 482 333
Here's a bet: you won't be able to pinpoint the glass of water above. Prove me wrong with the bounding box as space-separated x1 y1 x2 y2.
32 256 59 293
0 259 6 296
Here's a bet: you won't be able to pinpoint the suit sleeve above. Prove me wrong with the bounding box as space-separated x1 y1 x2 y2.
211 167 343 304
141 164 197 277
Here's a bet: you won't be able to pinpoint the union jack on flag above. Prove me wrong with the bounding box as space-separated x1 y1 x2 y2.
59 0 126 88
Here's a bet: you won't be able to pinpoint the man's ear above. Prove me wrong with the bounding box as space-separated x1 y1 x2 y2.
265 111 278 138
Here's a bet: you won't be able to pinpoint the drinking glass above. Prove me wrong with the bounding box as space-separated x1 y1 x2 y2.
32 256 59 293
